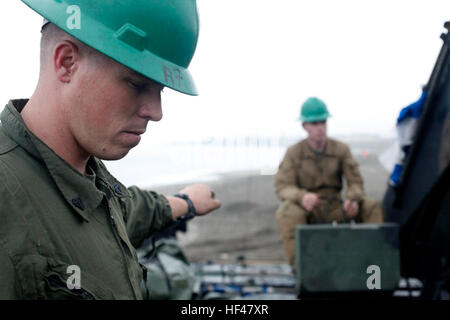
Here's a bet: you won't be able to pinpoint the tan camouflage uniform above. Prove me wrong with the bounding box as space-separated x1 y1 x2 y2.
274 138 384 268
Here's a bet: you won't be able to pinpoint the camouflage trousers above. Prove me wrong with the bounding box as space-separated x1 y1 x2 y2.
275 197 384 269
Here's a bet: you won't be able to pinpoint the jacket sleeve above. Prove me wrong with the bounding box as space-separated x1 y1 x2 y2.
341 144 365 202
274 148 308 204
122 186 175 248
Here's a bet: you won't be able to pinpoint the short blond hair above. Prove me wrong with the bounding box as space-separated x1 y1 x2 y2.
39 23 107 74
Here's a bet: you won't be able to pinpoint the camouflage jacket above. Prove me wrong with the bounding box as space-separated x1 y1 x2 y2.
274 138 365 205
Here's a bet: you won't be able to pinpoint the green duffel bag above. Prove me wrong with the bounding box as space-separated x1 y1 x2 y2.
138 238 199 300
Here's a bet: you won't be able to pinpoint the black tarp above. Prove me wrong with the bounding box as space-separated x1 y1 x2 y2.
383 22 450 296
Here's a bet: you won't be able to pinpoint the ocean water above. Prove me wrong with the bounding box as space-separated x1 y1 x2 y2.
104 137 289 189
104 135 396 189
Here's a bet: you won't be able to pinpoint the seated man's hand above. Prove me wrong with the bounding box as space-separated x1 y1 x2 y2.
301 192 319 212
179 184 221 216
343 199 359 219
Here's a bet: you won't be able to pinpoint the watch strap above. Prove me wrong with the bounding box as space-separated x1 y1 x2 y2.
173 193 196 221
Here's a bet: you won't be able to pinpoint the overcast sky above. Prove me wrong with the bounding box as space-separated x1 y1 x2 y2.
1 0 449 147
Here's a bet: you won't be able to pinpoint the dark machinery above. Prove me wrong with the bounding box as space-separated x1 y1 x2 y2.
383 21 450 300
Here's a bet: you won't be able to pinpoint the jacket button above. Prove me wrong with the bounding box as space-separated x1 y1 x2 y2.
72 196 85 210
113 183 123 195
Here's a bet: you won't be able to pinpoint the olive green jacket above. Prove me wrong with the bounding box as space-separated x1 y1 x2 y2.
0 100 175 299
274 138 365 205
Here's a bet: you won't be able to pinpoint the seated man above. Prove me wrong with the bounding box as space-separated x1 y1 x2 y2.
274 97 384 269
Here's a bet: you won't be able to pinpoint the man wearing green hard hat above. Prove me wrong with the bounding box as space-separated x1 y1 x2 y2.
274 97 384 270
0 0 220 299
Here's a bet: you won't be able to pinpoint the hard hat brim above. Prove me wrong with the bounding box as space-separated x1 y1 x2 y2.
298 113 331 123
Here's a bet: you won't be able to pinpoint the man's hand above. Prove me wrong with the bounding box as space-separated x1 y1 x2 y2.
343 199 359 219
301 192 319 212
178 184 221 216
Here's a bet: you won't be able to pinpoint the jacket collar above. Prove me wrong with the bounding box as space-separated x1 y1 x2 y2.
300 138 333 158
1 100 130 222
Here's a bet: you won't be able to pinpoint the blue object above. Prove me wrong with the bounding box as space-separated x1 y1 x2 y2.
397 91 427 124
389 164 404 186
389 90 427 186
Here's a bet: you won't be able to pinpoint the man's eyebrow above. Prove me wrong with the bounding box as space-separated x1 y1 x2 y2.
126 69 164 88
123 69 165 90
126 69 147 80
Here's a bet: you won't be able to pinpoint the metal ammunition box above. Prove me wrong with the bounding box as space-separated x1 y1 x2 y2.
295 223 400 297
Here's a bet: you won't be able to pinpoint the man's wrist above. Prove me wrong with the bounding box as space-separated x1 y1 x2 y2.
173 193 197 221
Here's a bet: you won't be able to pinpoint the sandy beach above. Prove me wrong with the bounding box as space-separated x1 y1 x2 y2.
150 140 392 264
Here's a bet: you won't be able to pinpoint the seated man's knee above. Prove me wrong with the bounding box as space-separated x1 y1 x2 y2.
276 201 308 224
275 201 308 239
360 198 384 223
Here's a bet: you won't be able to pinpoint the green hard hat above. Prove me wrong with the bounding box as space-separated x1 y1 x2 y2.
21 0 199 95
298 97 331 122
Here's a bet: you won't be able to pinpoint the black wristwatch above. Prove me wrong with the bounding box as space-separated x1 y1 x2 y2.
173 193 197 221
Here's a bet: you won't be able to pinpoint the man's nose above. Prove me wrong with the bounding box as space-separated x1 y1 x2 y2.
318 123 327 131
138 93 163 121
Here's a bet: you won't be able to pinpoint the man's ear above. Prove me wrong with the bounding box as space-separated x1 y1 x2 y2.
53 40 80 83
